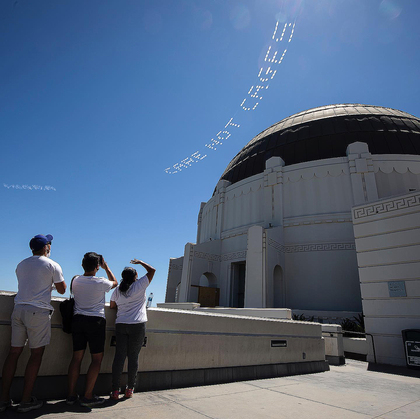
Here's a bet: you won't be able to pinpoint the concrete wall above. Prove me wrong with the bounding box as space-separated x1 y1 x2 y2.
158 304 344 366
157 304 292 319
196 307 292 320
352 191 420 366
322 324 345 365
343 338 368 357
0 293 328 399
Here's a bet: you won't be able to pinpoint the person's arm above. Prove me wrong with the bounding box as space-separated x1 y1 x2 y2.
101 259 118 289
55 281 67 294
130 259 156 283
52 265 67 294
109 300 117 309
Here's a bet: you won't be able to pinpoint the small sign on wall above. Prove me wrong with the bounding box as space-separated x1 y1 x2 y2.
403 330 420 369
388 281 407 297
406 341 420 367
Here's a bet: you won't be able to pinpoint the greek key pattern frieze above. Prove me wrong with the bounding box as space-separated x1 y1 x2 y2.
193 250 247 262
221 251 247 261
288 243 355 252
267 238 287 253
194 251 221 262
353 193 420 219
268 238 355 253
169 263 183 271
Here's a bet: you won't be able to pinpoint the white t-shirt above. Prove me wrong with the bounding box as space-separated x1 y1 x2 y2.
73 275 113 318
110 275 150 324
15 255 65 311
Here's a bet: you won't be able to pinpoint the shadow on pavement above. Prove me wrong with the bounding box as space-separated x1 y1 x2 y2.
368 362 420 379
1 398 126 418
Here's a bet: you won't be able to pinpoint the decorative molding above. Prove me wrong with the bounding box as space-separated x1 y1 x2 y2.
374 162 420 175
194 251 220 262
283 167 349 183
268 238 355 253
169 263 183 271
268 238 287 253
188 245 195 263
225 183 263 200
193 250 247 262
197 208 204 226
283 217 352 227
220 230 247 240
287 243 356 252
264 169 283 187
222 251 247 261
193 239 355 261
353 193 420 220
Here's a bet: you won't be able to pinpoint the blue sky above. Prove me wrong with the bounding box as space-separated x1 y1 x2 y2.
1 0 419 305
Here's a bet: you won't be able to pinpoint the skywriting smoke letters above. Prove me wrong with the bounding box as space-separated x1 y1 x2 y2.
165 18 297 174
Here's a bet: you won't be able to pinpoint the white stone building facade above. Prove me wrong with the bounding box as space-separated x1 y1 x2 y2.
165 105 420 365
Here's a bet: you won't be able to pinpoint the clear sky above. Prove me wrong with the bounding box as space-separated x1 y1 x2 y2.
1 0 419 305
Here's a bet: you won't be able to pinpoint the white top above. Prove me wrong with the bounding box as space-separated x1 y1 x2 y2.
15 255 65 311
73 275 113 318
110 275 150 324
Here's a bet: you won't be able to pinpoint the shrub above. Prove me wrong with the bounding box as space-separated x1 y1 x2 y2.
292 313 314 322
341 314 365 337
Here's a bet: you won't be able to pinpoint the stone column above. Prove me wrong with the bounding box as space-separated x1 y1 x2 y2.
245 225 266 307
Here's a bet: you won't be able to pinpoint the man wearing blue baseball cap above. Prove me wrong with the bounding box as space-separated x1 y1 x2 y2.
0 234 67 413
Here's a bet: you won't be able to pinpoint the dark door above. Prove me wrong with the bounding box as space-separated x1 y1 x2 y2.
231 262 246 308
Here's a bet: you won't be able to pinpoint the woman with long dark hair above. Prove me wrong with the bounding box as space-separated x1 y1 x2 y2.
109 259 155 400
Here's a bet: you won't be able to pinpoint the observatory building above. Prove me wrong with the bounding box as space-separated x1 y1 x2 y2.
165 104 420 365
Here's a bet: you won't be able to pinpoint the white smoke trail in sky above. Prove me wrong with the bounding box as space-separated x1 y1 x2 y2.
3 184 57 191
165 15 298 175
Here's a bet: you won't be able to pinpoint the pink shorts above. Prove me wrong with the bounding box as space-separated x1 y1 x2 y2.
11 304 51 349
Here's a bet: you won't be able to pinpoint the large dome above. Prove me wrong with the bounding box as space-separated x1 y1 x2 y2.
220 104 420 185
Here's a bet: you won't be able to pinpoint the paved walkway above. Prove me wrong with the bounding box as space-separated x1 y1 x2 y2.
3 360 420 418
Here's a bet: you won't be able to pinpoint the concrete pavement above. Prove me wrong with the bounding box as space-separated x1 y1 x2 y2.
2 360 419 418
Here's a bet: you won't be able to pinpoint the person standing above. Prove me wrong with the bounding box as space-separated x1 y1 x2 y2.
109 258 155 400
0 234 67 413
66 252 117 407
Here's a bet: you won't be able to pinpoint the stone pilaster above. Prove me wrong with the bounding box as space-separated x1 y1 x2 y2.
263 157 285 228
179 243 195 302
245 226 266 307
196 202 206 244
213 180 230 239
347 142 378 205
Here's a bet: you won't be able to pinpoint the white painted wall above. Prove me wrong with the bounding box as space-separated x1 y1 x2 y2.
157 304 343 364
352 190 420 366
167 142 420 356
374 156 420 199
343 337 368 356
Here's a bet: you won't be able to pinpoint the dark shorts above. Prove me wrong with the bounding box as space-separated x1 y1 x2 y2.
72 314 106 354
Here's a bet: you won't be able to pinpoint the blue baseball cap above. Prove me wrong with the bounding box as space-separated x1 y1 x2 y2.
29 234 53 251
